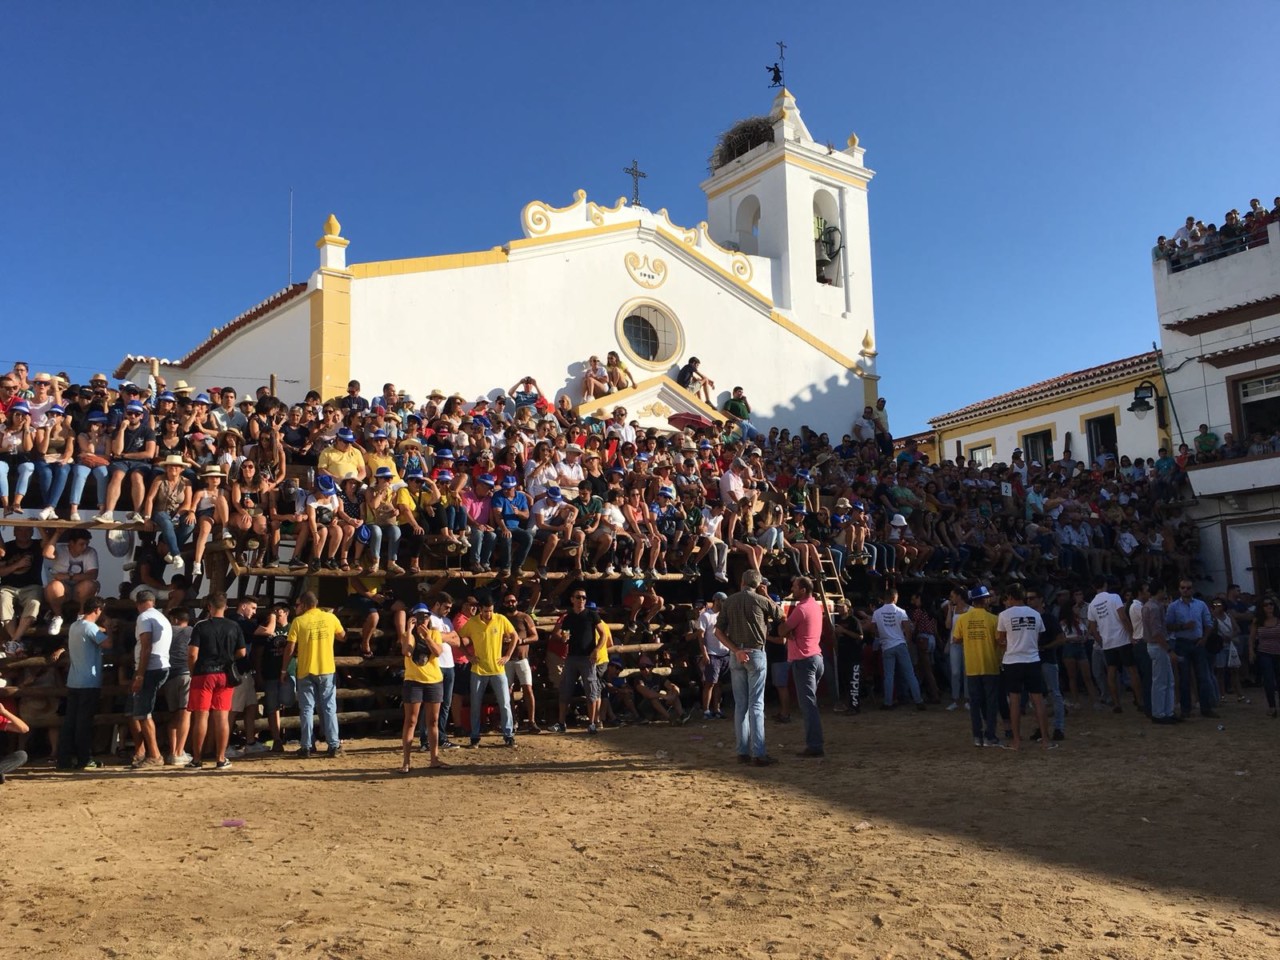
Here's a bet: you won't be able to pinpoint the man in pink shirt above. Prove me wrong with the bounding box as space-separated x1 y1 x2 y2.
461 473 497 572
780 575 825 757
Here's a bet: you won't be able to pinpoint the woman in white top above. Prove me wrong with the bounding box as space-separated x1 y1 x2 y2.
0 403 36 515
34 405 74 520
523 441 559 499
190 466 230 578
582 355 610 402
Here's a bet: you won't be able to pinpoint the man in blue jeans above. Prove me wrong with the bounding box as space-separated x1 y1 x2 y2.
779 576 825 757
872 586 925 710
491 476 533 576
715 569 779 767
1142 583 1178 724
1165 579 1219 719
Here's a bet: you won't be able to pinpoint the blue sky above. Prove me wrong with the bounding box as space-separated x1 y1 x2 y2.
3 2 1277 432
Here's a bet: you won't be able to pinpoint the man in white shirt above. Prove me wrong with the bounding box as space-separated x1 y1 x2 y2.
129 589 173 769
696 593 731 718
996 584 1053 751
1087 576 1143 714
1128 582 1153 718
42 528 101 636
871 587 924 710
556 444 586 489
420 593 462 750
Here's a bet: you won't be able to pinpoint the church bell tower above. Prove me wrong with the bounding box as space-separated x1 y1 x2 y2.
701 89 876 382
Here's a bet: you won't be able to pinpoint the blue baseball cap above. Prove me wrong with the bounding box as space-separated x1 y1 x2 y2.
501 475 518 488
477 473 496 486
87 410 108 424
125 401 145 413
436 448 454 459
968 585 991 601
436 469 454 482
355 523 372 544
658 486 675 499
372 429 388 440
796 469 811 481
790 505 807 514
9 401 31 415
48 404 65 415
157 392 176 402
404 470 425 481
636 452 650 461
546 485 563 501
406 413 422 423
194 393 211 405
374 466 394 479
336 428 356 443
411 603 430 616
698 440 713 449
316 474 337 494
607 466 624 475
850 500 865 511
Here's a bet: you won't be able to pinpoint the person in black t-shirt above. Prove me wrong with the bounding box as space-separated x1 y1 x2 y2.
1 527 46 650
1030 587 1066 742
227 598 263 752
95 401 157 523
187 592 246 769
551 590 606 733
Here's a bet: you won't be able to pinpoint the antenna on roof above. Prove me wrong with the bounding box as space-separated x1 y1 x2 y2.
288 187 294 287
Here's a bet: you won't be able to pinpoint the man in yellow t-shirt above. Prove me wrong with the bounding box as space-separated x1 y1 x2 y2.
281 591 346 758
458 596 518 748
317 428 366 482
951 585 1001 748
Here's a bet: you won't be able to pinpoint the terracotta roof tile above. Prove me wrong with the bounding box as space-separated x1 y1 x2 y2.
113 283 309 379
1165 293 1280 330
929 351 1159 429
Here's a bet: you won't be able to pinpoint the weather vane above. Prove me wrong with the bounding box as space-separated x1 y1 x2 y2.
767 40 786 88
623 159 647 207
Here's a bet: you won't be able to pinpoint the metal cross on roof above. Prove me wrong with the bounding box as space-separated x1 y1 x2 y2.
623 159 647 207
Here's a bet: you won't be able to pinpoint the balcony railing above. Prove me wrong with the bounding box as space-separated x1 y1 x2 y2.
1185 450 1280 497
1163 230 1270 273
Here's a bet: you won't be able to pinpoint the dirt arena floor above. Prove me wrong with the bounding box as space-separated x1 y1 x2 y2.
3 700 1277 960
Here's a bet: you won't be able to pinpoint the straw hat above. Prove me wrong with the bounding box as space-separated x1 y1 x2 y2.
159 455 186 468
200 465 225 479
172 380 193 394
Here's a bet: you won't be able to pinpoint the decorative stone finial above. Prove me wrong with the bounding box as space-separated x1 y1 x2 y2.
847 133 859 149
323 214 342 238
861 329 876 353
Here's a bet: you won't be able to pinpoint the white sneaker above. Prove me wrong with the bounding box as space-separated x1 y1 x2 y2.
93 513 117 525
47 615 64 636
620 565 635 577
174 751 193 766
163 553 175 564
603 565 615 576
946 701 960 711
192 561 203 577
171 556 185 573
37 506 57 521
68 509 82 522
220 529 234 541
126 512 145 525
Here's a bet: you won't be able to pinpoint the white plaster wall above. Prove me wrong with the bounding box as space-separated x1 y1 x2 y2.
125 296 313 403
347 232 862 436
1157 221 1280 445
939 388 1165 466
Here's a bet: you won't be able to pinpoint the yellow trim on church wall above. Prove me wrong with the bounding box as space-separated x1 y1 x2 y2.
349 248 508 279
768 310 858 371
862 376 880 408
506 220 642 251
1018 422 1059 447
309 272 352 396
573 375 720 421
705 151 869 201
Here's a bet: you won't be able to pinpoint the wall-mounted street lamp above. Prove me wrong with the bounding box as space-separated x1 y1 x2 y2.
1128 379 1158 419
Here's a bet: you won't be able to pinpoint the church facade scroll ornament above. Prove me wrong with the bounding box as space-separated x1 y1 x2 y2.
624 252 667 289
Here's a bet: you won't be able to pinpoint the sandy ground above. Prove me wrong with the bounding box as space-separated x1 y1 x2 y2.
2 699 1277 960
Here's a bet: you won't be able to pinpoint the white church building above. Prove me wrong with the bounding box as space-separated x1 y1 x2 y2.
116 89 881 436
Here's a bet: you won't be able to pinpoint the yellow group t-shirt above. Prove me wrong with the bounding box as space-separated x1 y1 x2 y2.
953 607 1001 677
404 628 444 685
317 444 365 481
594 621 613 666
459 613 514 676
288 607 344 679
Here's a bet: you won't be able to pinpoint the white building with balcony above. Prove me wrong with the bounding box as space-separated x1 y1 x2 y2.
1156 219 1280 594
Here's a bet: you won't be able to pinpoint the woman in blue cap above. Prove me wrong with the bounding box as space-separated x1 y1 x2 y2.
0 402 36 515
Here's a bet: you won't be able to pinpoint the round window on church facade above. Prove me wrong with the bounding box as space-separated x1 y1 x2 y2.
615 300 683 371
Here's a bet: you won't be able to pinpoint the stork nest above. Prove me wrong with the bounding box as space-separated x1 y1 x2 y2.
709 116 775 172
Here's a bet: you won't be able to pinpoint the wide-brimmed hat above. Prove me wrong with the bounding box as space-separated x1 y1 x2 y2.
160 455 185 468
201 465 225 479
172 380 193 394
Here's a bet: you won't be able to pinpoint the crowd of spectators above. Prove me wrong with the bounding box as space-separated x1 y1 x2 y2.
1152 196 1277 272
2 354 1277 780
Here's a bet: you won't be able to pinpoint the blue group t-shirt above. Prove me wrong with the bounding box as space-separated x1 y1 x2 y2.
493 491 530 530
66 619 108 689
